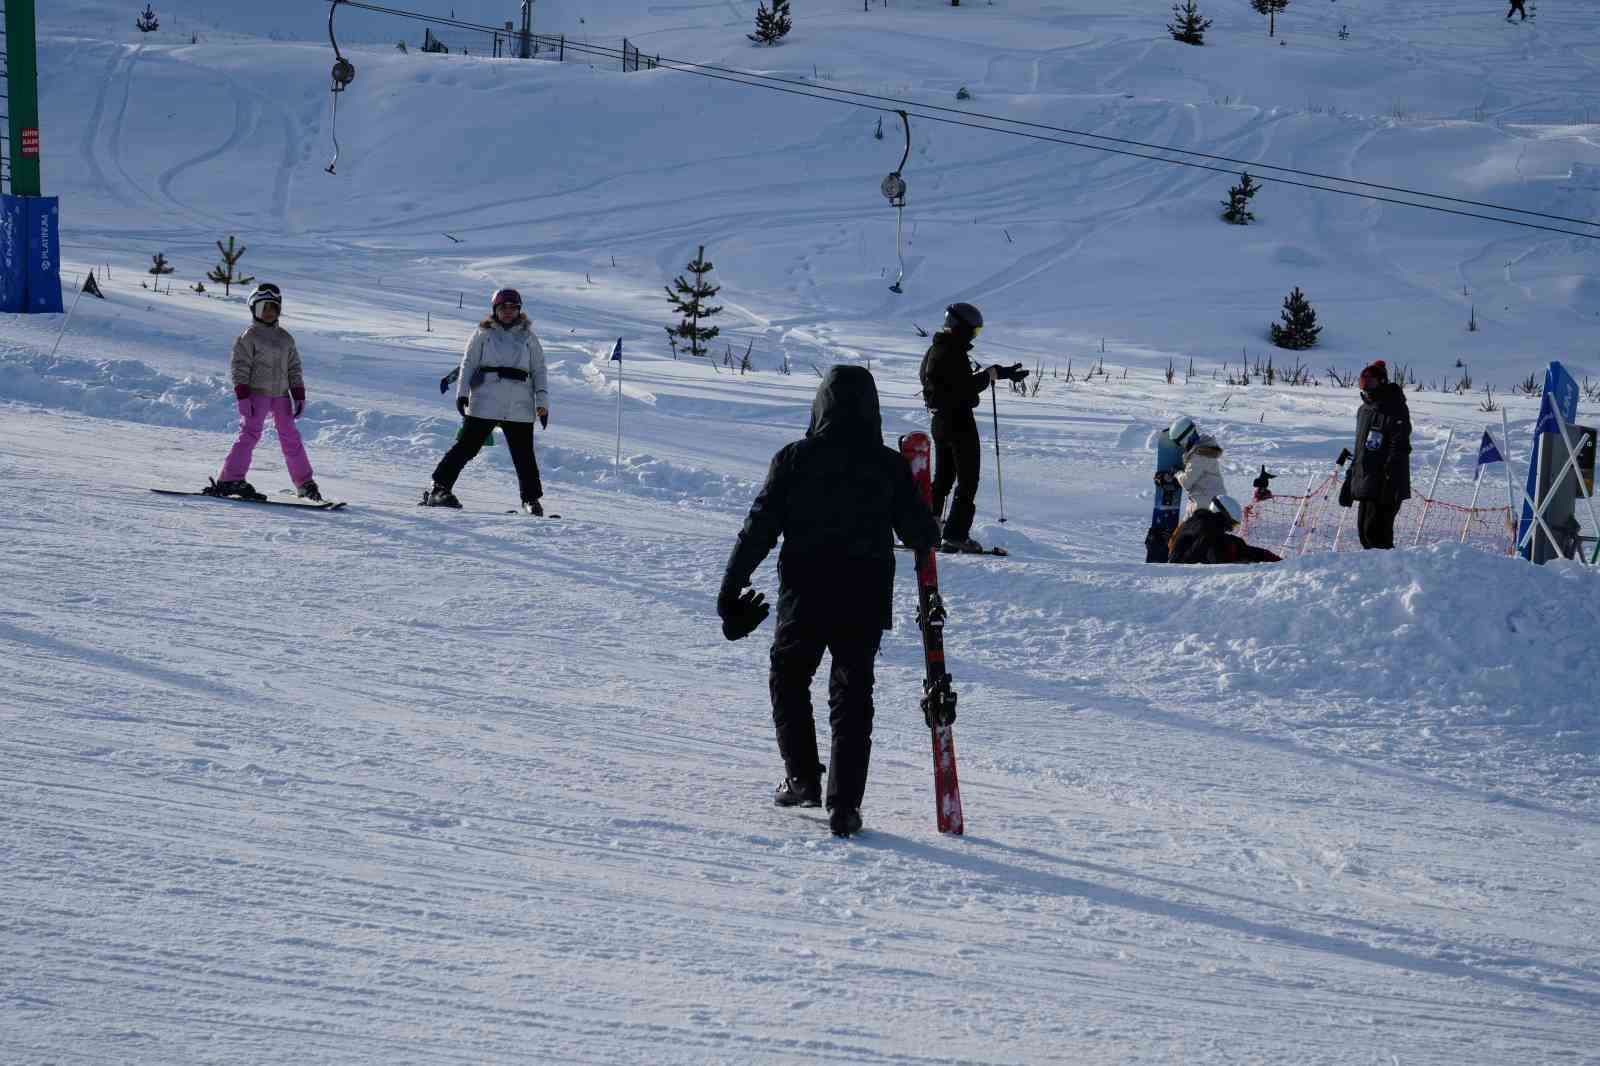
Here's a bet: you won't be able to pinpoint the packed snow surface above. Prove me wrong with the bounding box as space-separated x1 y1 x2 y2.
4 1 1598 1063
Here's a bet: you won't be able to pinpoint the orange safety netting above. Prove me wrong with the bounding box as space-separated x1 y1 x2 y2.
1239 472 1516 557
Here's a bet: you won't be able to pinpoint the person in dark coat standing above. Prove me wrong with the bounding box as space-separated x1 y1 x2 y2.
1340 359 1413 549
717 366 940 838
1168 495 1282 564
918 302 1027 553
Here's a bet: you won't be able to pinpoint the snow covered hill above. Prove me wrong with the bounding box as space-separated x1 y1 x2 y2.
5 1 1599 1063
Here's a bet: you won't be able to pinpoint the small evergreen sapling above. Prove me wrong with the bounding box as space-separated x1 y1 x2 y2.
748 0 792 46
1166 1 1212 45
1221 171 1260 224
136 4 159 32
1251 0 1289 37
1269 286 1321 350
206 236 254 297
149 252 176 278
665 245 723 359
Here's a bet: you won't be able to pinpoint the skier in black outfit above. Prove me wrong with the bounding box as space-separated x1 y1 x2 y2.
1338 360 1413 549
1168 495 1282 564
717 365 940 838
918 303 1028 553
1507 0 1527 21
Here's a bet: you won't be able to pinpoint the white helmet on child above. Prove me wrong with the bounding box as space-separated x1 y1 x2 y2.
1211 494 1243 526
1168 415 1198 449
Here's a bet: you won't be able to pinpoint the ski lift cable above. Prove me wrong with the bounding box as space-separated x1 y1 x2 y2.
323 1 1600 238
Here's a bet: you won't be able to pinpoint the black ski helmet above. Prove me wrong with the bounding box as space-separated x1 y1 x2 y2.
248 282 282 322
943 302 983 335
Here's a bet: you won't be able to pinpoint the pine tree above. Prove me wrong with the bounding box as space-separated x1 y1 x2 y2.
665 245 723 359
1251 0 1289 37
206 236 254 297
1221 172 1260 224
1269 286 1321 350
149 252 176 277
748 0 792 46
136 4 159 33
1166 1 1212 45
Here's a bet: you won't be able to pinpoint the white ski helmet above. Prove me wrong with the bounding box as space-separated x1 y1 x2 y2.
1168 415 1198 449
1211 493 1243 525
248 283 282 320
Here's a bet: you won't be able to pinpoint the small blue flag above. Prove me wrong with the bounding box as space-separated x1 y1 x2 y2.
609 338 623 362
1476 429 1503 469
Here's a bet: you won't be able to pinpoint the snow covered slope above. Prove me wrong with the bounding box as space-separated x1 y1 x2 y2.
5 1 1599 1063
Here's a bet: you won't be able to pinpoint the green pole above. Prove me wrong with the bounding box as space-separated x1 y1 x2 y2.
5 0 44 196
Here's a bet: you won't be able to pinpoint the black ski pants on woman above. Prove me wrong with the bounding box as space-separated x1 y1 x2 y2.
1357 497 1402 549
931 409 982 542
432 415 543 503
769 618 883 813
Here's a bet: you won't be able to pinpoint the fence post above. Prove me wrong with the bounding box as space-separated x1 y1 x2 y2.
1412 428 1454 547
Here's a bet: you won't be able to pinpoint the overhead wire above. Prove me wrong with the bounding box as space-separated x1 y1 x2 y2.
327 0 1600 241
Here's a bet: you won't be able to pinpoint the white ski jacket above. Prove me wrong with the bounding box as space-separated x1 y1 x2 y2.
456 316 548 424
1176 435 1227 513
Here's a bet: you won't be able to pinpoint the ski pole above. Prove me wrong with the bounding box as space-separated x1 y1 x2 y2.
990 386 1007 524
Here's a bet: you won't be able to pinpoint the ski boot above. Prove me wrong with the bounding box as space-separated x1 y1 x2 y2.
828 807 863 838
939 536 986 554
420 483 461 509
204 477 267 501
296 479 323 502
520 498 544 517
774 766 824 808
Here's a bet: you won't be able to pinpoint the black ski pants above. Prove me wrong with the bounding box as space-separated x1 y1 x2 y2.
768 618 883 813
1357 497 1402 549
931 409 981 542
1507 0 1526 19
432 416 543 502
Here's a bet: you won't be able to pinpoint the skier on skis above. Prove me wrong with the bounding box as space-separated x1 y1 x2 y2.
717 365 939 838
1168 415 1229 515
1168 495 1281 564
421 288 549 513
918 302 1027 553
205 283 322 502
1338 359 1412 549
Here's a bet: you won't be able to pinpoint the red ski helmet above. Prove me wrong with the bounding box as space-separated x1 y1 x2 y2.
491 288 522 310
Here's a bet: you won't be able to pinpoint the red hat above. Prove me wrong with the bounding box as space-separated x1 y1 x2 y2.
1358 360 1388 391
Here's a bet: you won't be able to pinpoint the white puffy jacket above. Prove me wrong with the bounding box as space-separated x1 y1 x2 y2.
1176 435 1227 513
456 316 548 424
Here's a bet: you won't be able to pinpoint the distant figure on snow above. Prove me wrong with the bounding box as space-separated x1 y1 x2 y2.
204 283 322 502
717 366 940 838
1338 359 1413 549
1168 495 1281 564
1506 0 1527 21
421 288 550 514
918 302 1027 553
1168 415 1229 515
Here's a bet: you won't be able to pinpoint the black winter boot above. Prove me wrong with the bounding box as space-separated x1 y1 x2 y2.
774 768 823 808
829 807 863 837
420 483 461 508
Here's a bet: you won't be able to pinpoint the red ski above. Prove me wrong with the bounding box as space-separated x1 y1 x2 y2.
898 431 965 835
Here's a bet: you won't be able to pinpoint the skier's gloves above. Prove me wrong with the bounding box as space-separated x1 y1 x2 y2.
999 362 1029 382
234 384 251 401
718 587 770 642
291 385 306 418
456 397 470 418
538 407 549 429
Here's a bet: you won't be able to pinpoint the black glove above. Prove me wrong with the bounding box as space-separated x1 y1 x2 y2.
539 410 549 429
456 397 469 418
717 586 769 641
1338 474 1353 509
999 362 1028 383
1154 471 1179 488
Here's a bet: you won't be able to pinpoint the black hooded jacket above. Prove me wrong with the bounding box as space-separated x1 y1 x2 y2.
721 366 940 631
1348 382 1413 502
919 330 993 415
1168 510 1282 564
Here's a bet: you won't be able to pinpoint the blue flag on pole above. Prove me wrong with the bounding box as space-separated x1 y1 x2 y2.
609 338 622 361
1476 429 1503 469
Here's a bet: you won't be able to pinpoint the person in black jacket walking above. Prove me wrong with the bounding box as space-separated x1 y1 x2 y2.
919 302 1027 553
717 366 940 838
1339 360 1413 549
